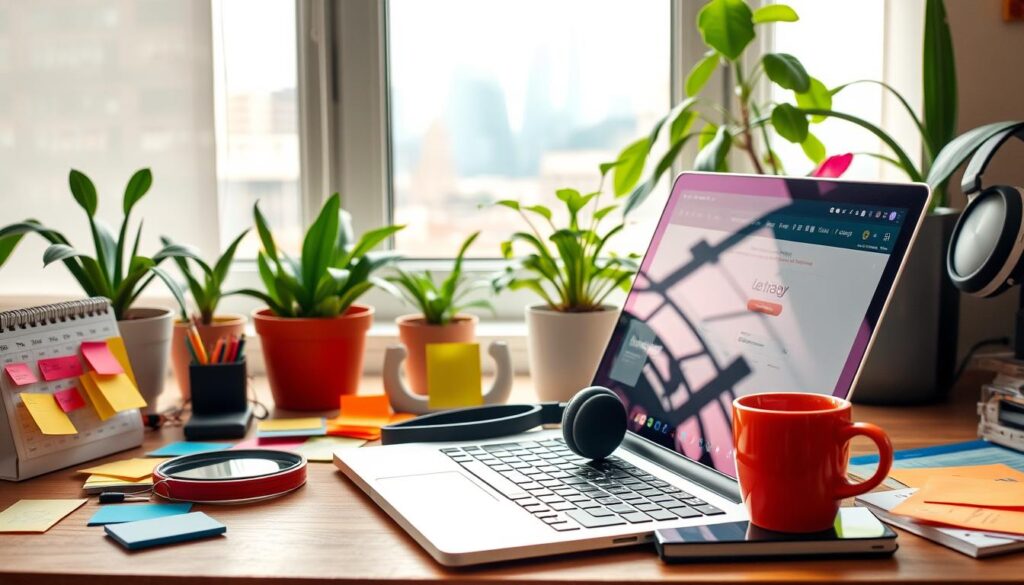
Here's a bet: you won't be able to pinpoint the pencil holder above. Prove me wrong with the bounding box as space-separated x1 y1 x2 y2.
189 360 248 416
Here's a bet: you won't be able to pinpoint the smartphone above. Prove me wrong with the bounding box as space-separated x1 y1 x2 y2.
655 507 898 562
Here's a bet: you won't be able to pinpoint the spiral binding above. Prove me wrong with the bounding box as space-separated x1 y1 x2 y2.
0 297 111 331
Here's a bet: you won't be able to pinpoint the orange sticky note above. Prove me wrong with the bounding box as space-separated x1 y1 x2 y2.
80 341 124 375
889 464 1024 488
105 337 137 387
90 371 146 412
426 342 482 410
920 476 1024 508
79 374 116 421
19 393 77 435
892 494 1024 536
334 394 393 427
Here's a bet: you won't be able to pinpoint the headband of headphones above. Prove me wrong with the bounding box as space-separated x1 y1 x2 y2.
962 121 1024 196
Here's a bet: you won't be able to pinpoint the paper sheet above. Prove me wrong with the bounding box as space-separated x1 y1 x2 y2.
919 476 1024 508
888 463 1024 488
105 336 138 387
426 342 483 410
87 503 193 526
90 371 147 412
0 499 86 533
293 436 366 462
79 373 116 421
53 387 86 413
892 495 1024 536
80 340 124 375
78 458 167 481
20 393 77 435
4 363 38 386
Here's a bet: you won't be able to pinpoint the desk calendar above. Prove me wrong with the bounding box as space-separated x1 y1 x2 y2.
0 298 143 481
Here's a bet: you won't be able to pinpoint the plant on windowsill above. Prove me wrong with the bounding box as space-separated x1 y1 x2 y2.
0 168 194 411
386 231 494 395
160 230 250 400
234 193 404 411
492 164 640 402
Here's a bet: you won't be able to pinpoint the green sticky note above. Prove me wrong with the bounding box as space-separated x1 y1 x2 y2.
426 342 483 410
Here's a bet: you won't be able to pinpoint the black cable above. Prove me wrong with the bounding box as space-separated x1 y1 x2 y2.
953 336 1012 384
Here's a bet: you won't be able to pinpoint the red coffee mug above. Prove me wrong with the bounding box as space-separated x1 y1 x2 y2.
732 392 893 533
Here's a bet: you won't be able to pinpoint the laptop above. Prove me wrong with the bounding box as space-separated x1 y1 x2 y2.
335 171 931 566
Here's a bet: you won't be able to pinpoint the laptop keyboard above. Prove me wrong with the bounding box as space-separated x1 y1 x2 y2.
441 438 724 532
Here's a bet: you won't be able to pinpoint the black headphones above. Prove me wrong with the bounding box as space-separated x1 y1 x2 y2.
947 121 1024 297
380 386 628 460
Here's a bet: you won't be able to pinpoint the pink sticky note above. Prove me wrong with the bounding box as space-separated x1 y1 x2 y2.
37 356 84 381
54 387 86 413
4 363 39 386
80 341 124 375
232 437 307 451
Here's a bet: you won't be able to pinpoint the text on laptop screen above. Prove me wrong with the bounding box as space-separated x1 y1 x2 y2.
592 181 909 478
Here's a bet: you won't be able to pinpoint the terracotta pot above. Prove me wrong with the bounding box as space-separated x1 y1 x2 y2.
396 314 478 395
253 304 374 411
117 307 174 414
170 314 247 401
526 304 619 402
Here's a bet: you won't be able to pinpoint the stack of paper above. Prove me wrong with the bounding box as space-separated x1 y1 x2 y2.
257 417 327 438
77 457 166 494
327 394 415 440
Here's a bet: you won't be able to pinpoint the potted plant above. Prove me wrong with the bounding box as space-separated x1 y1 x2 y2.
494 165 640 402
160 230 249 400
386 231 494 395
0 168 196 411
236 193 403 411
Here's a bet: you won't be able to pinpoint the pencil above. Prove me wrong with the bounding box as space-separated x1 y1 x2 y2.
235 335 247 363
184 335 200 365
211 338 226 364
189 327 209 365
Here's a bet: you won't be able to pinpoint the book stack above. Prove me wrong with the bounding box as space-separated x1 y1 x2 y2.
976 354 1024 452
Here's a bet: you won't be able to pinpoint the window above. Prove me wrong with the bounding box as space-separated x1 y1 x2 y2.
386 0 673 258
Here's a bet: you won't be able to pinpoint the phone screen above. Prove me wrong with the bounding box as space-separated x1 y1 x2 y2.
661 508 894 545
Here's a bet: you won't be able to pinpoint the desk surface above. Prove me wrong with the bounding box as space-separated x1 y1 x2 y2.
0 371 1016 584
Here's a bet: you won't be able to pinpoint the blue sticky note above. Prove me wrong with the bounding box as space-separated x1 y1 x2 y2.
147 441 233 457
87 503 193 526
104 512 226 550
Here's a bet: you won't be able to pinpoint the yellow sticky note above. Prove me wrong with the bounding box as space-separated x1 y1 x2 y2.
19 393 77 435
426 342 482 410
920 476 1024 508
77 458 166 481
294 436 367 462
258 417 325 432
91 371 146 412
83 474 153 488
79 374 116 421
105 336 137 387
0 499 87 533
889 464 1024 488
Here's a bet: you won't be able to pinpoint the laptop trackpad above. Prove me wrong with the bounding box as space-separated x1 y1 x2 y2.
378 471 498 511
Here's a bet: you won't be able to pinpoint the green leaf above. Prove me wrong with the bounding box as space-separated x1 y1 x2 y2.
43 243 89 267
923 0 957 158
214 229 249 286
771 103 809 143
762 53 810 93
801 131 826 164
495 199 521 211
336 206 355 254
799 107 924 182
686 51 719 97
697 0 755 61
301 194 340 292
796 77 831 123
253 201 279 262
927 121 1023 188
153 244 210 272
0 232 25 268
612 138 650 197
625 132 697 215
698 124 718 149
593 205 618 222
149 266 188 321
68 169 98 217
694 125 732 172
122 168 152 215
523 205 552 221
93 220 118 284
338 224 403 268
752 4 798 23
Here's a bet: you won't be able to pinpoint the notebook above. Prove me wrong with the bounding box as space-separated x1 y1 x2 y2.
103 512 226 550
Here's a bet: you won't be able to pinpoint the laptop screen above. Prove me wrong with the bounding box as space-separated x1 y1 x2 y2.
591 173 928 479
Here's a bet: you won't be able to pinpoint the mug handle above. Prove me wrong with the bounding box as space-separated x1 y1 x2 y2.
834 422 893 500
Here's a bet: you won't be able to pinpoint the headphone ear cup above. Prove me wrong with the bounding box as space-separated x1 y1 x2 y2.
562 386 626 460
947 185 1024 297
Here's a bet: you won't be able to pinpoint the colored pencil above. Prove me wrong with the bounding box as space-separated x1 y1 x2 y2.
225 335 239 363
235 335 247 363
210 338 226 364
189 326 209 365
184 335 200 365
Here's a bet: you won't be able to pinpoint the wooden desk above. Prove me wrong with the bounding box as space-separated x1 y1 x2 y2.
0 371 1017 584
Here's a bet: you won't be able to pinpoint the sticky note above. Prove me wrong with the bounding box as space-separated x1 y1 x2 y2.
0 499 86 533
889 464 1024 489
104 511 226 550
257 418 326 437
4 363 38 386
53 387 86 413
335 394 393 427
80 340 124 375
37 355 83 381
147 442 233 457
105 336 137 387
232 436 308 451
83 474 153 489
87 503 192 526
79 374 116 421
78 458 167 481
293 436 366 462
919 476 1024 508
20 393 77 435
892 494 1024 535
90 371 146 412
426 342 483 410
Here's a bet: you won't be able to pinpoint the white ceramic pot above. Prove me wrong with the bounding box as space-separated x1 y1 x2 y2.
525 305 620 402
117 307 174 414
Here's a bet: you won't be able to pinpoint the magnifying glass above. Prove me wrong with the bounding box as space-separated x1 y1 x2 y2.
150 449 307 504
